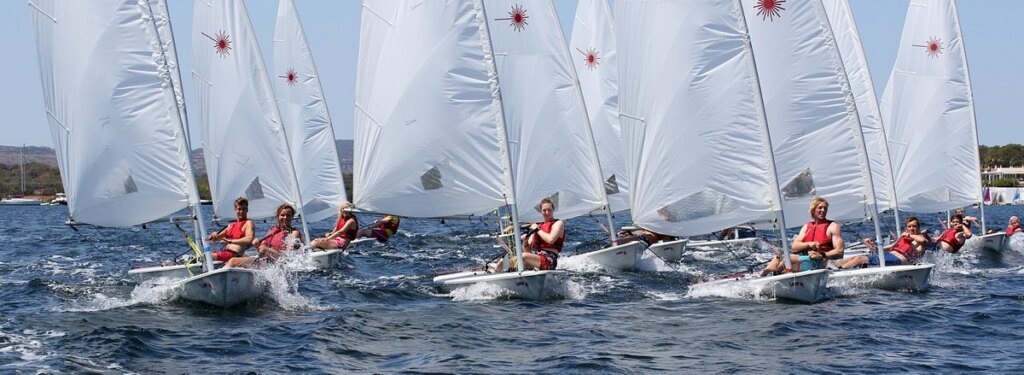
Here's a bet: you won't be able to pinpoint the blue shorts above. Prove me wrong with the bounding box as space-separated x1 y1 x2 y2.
798 255 825 271
867 252 903 266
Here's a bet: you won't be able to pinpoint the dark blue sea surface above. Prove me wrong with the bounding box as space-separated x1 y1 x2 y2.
1 205 1023 373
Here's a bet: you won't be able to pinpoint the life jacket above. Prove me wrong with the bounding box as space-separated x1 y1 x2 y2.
801 220 834 252
224 220 248 240
378 216 400 237
1007 224 1021 236
938 227 964 251
263 225 297 251
533 219 564 253
333 215 359 240
890 236 918 260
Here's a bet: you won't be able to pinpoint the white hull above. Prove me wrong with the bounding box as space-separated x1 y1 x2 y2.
177 268 265 308
308 249 346 269
829 264 932 291
973 232 1007 252
691 269 829 304
0 198 43 206
563 241 645 271
433 269 566 300
129 263 209 282
646 239 688 263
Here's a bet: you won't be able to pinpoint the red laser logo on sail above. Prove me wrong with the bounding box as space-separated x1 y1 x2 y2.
754 0 786 21
280 68 298 86
202 31 232 57
914 37 944 58
576 47 601 70
495 4 529 32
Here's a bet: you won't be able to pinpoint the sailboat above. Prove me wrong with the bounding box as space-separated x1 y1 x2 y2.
0 146 43 206
183 0 321 307
355 0 565 300
570 0 686 265
28 0 259 306
272 0 348 269
823 0 933 291
615 0 826 303
480 0 643 272
879 0 1003 253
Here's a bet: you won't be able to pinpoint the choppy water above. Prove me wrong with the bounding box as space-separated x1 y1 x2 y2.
1 205 1023 373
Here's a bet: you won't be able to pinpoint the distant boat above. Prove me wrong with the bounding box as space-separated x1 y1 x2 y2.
0 197 43 206
0 145 43 206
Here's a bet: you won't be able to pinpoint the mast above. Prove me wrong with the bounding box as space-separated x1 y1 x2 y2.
145 0 213 268
479 0 525 272
20 145 26 194
952 0 986 234
551 0 617 246
737 0 792 271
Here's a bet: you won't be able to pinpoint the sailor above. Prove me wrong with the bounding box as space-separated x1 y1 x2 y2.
207 197 254 262
1006 216 1021 236
617 227 675 246
762 197 844 274
312 201 359 250
836 216 927 268
521 197 565 271
226 203 303 268
936 214 972 253
357 214 401 243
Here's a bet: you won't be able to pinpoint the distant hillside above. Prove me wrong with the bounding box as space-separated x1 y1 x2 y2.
0 141 355 195
1 140 354 173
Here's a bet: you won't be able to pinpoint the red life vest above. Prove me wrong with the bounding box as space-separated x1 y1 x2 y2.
378 216 400 237
1007 224 1021 236
890 236 918 260
224 220 248 240
333 215 359 240
801 220 834 252
938 227 964 251
263 226 296 250
533 219 564 253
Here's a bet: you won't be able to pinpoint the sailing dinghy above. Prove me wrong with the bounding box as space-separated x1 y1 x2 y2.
477 0 642 272
29 0 260 303
880 0 1001 254
615 0 826 303
355 0 565 300
568 0 654 267
823 0 933 291
272 0 350 269
186 0 325 306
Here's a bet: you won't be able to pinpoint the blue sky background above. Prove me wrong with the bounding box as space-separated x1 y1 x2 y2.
1 0 1021 148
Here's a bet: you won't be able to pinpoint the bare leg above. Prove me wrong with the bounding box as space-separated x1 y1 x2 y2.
311 237 338 250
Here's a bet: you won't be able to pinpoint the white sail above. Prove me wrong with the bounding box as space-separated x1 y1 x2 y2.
354 0 510 218
569 0 628 213
742 0 878 227
880 0 983 213
615 0 781 237
484 0 606 222
29 0 200 227
192 0 303 220
823 0 897 215
272 0 347 223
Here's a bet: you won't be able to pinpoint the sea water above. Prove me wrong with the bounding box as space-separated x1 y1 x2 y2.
1 205 1022 372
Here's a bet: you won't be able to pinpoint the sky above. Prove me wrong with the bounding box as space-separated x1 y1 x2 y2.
1 0 1021 149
